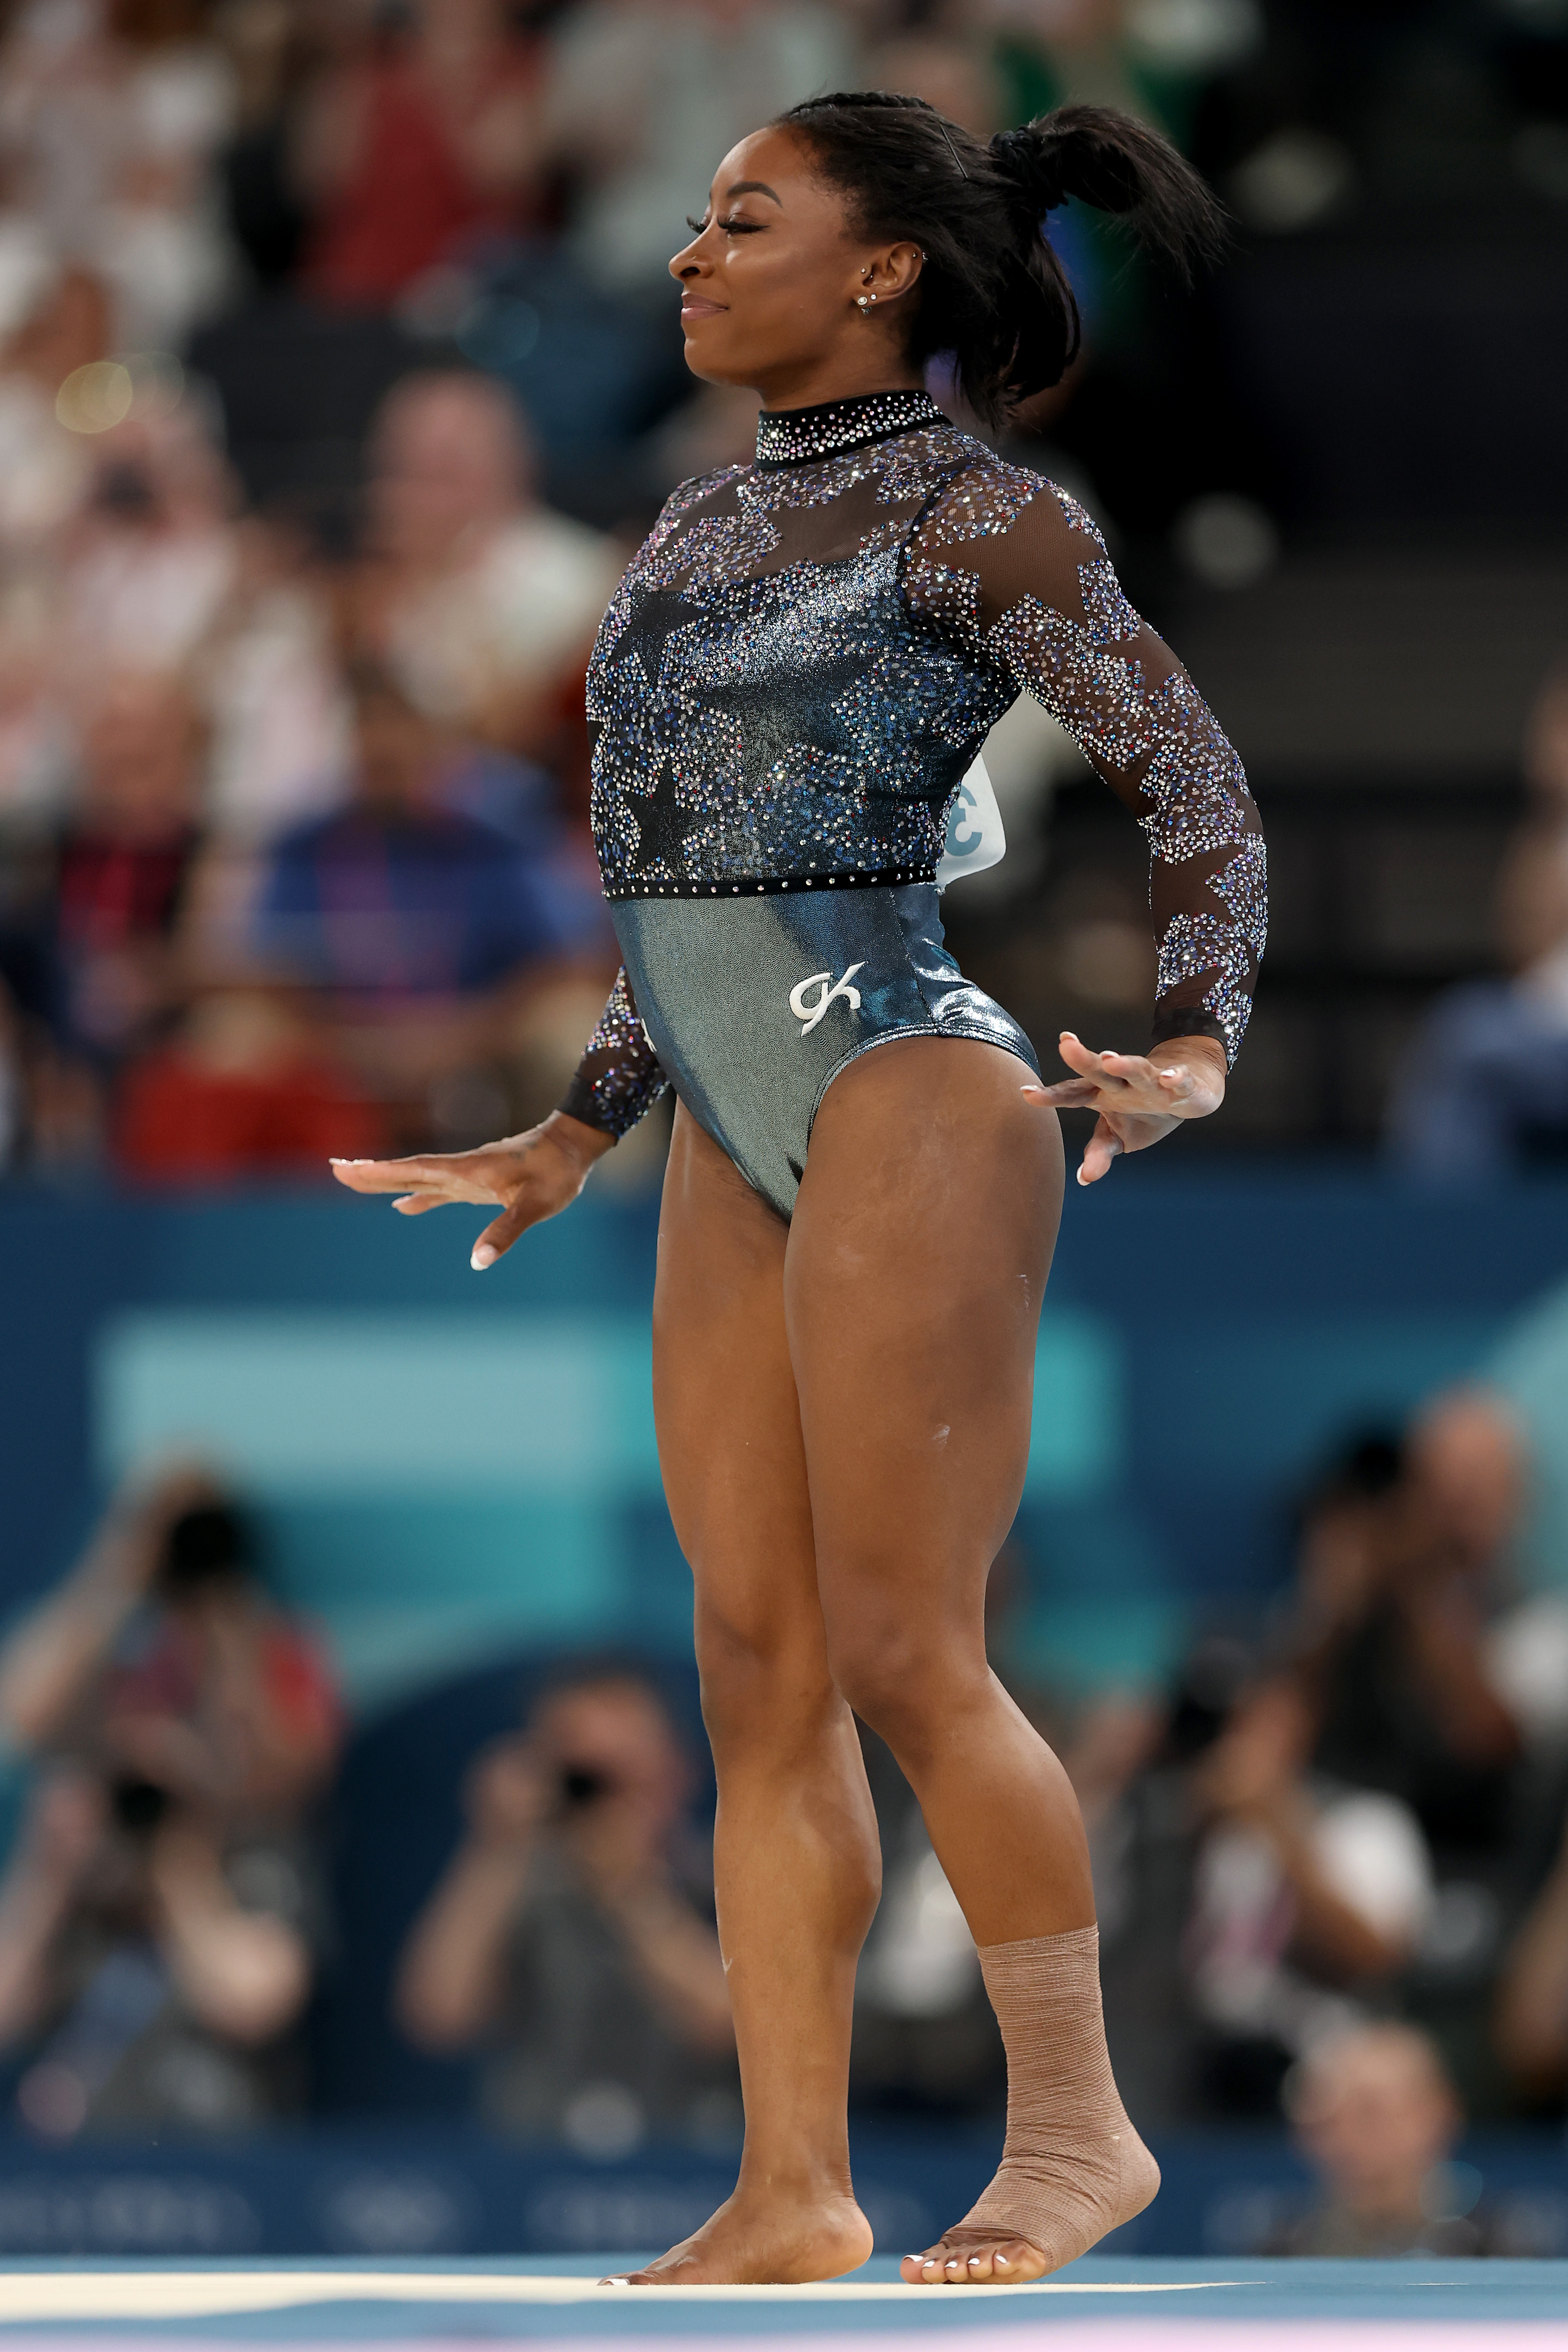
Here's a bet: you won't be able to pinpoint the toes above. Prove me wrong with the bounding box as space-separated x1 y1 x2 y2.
900 2235 1047 2286
987 2236 1047 2280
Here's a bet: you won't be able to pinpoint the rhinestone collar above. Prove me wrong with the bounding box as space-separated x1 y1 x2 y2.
753 388 946 469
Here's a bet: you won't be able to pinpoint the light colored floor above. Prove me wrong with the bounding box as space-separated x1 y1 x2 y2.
0 2260 1563 2344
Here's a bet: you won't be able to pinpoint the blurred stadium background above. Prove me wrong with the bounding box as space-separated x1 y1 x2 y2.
2 0 1568 2271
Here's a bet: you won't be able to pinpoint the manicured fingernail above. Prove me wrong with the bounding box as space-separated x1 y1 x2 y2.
995 2254 1010 2269
471 1244 496 1271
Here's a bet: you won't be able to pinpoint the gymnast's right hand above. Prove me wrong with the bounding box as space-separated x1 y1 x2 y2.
330 1111 615 1271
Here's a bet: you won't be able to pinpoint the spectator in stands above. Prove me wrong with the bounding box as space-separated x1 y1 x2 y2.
397 1667 736 2150
298 0 547 310
355 371 620 770
47 670 205 1067
544 0 854 305
251 657 582 1103
1059 1621 1436 2130
0 257 108 566
1383 1376 1568 1753
184 511 351 853
112 967 387 1186
1274 2023 1497 2256
0 1465 341 2135
1284 1425 1521 1874
1387 690 1568 1180
62 405 239 686
0 0 237 351
1184 1673 1436 2113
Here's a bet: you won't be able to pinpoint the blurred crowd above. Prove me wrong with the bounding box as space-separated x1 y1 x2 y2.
0 1300 1554 2193
12 1297 1568 2257
0 0 1561 1176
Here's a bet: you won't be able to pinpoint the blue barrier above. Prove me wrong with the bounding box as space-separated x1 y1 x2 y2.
0 2124 1557 2258
5 1169 1568 1702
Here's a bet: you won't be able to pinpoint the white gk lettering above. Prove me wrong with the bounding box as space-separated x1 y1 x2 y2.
790 962 865 1037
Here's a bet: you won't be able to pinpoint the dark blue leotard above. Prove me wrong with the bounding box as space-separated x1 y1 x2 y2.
562 389 1264 1220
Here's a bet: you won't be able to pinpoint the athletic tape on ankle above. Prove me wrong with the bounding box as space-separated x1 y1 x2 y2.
958 1923 1159 2268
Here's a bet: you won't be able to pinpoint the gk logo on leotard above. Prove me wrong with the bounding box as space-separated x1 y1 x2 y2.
789 962 864 1037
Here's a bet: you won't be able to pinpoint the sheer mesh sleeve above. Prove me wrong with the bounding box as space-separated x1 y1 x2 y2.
905 471 1265 1064
559 967 670 1139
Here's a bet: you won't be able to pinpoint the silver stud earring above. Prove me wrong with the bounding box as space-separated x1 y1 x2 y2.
857 292 876 312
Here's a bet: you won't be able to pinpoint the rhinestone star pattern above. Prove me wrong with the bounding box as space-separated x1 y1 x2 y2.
568 388 1265 1133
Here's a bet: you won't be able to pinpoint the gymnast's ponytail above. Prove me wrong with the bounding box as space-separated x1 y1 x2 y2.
777 93 1226 428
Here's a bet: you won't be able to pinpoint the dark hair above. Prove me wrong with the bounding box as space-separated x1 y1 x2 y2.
156 1501 255 1598
776 92 1226 427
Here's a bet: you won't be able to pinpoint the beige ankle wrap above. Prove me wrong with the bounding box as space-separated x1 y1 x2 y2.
958 1924 1160 2270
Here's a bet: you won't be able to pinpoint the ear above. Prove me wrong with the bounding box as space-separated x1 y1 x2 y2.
854 240 925 307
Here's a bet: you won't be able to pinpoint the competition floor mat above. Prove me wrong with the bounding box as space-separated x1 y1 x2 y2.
0 2259 1563 2346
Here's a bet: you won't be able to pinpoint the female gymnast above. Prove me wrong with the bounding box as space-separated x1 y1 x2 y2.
334 92 1264 2288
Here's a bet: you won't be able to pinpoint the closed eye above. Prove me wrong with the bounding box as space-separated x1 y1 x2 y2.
685 213 762 236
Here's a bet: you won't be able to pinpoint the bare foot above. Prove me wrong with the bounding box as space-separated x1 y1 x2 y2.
602 2186 873 2286
900 2224 1047 2285
900 2130 1160 2285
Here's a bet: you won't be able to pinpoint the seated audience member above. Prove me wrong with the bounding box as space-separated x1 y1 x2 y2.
252 660 579 1099
1038 1632 1433 2129
396 1669 736 2149
1185 1676 1435 2109
0 1470 342 2135
1274 2023 1500 2256
1385 790 1568 1182
113 969 388 1186
0 1466 340 1812
355 372 621 769
1387 1371 1568 1749
62 408 240 686
0 258 106 564
544 0 854 305
0 0 236 354
298 0 547 308
1286 1424 1521 1871
47 672 206 1068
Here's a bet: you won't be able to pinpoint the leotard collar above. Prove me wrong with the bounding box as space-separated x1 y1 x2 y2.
753 388 947 469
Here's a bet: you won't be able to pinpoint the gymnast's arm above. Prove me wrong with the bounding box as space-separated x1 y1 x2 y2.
328 970 670 1263
905 471 1264 1181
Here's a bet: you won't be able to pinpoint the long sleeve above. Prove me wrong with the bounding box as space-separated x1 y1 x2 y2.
904 472 1265 1064
559 967 670 1139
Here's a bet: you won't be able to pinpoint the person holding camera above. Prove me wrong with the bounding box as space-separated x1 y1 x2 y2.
0 1465 341 2134
395 1669 736 2149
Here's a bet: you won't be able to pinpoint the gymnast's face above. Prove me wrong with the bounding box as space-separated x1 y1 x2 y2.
669 127 925 404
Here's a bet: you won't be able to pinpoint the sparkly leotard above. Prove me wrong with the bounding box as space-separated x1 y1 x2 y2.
561 388 1264 1218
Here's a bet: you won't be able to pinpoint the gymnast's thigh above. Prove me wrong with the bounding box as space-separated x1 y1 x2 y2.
784 1035 1065 1636
652 1100 824 1667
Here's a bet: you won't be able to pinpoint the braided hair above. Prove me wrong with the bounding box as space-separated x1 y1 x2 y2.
776 92 1226 427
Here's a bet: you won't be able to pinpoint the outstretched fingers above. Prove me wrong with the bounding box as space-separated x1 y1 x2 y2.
330 1157 499 1207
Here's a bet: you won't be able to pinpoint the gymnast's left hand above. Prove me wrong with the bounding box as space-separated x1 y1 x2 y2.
1025 1029 1227 1187
329 1111 615 1268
